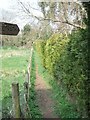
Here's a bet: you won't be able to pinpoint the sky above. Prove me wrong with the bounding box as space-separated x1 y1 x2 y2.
0 0 43 30
0 0 12 10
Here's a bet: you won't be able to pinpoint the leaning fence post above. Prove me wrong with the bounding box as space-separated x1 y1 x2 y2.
12 82 21 118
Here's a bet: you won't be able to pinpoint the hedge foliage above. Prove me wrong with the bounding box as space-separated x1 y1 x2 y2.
34 29 88 117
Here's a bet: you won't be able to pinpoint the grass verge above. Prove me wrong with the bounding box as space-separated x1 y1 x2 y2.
28 50 42 118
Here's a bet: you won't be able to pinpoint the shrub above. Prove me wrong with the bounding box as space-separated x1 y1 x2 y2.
34 40 46 67
44 33 69 75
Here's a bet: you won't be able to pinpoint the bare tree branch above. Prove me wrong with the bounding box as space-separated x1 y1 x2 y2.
17 0 85 29
43 18 84 29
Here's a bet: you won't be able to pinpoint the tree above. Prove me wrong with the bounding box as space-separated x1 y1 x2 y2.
17 0 87 35
36 21 53 40
22 24 31 35
38 2 86 32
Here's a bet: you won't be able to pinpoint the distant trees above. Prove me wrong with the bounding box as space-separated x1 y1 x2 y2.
21 24 31 46
22 24 31 35
21 24 40 47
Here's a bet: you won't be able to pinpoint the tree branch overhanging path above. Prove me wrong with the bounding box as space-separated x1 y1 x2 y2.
17 0 86 30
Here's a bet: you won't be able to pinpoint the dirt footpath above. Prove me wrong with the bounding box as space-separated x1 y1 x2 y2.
35 65 59 118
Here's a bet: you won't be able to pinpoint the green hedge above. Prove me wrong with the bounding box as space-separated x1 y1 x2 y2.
34 29 88 117
34 40 46 67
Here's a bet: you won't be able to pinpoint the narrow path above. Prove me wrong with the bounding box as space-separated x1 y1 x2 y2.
35 65 58 118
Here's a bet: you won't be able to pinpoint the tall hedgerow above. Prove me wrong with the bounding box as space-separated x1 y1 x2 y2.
54 29 87 116
34 29 88 117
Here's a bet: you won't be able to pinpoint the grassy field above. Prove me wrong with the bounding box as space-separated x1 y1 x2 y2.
0 47 31 118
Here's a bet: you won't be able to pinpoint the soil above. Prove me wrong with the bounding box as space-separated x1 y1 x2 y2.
35 65 59 118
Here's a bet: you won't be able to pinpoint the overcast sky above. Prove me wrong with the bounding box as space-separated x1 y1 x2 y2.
0 0 43 30
0 0 13 10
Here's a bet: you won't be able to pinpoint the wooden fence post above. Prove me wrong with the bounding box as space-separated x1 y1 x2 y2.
23 81 30 118
27 47 33 99
12 82 21 118
24 81 28 102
